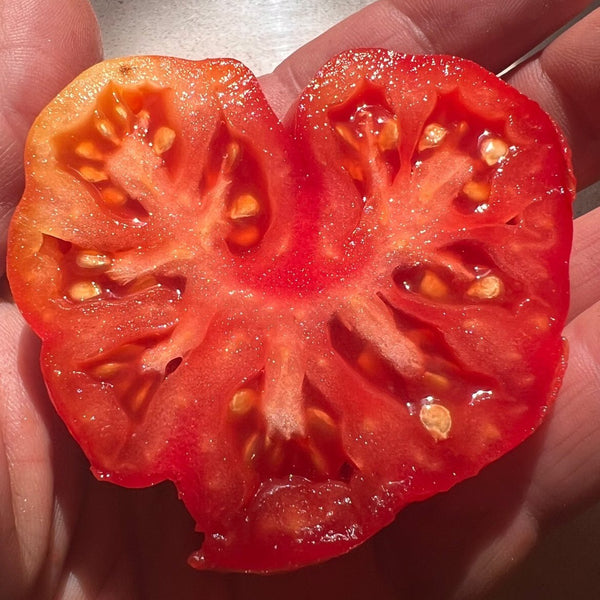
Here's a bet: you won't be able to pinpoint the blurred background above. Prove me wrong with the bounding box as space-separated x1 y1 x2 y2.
90 1 600 598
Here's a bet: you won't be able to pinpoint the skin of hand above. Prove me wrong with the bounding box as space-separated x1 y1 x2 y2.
0 0 598 599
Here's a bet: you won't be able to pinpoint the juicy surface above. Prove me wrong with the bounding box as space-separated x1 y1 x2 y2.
7 50 574 572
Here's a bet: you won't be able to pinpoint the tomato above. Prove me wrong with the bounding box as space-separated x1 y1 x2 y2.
6 49 574 572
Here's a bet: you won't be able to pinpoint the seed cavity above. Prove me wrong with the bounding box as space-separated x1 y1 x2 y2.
152 126 176 155
466 275 504 300
479 136 508 166
418 123 448 151
419 403 452 441
228 224 261 247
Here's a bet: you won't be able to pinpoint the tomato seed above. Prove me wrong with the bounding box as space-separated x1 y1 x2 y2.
377 119 399 151
92 361 123 379
418 123 447 151
229 388 259 416
96 118 119 144
419 270 448 299
334 123 360 151
243 432 264 463
479 137 508 166
101 186 128 206
423 371 450 391
153 126 176 155
305 407 337 440
75 140 104 161
222 141 241 173
68 280 102 301
462 180 491 203
76 250 111 270
466 275 504 300
229 193 260 220
79 165 109 183
419 403 452 441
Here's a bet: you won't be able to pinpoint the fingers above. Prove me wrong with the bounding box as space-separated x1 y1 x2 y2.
260 0 594 117
506 7 600 189
0 0 102 276
569 206 600 321
526 300 600 523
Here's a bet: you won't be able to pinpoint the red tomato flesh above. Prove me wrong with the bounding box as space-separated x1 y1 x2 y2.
7 49 574 572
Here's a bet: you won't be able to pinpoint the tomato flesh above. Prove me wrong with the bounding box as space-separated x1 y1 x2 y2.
7 50 574 572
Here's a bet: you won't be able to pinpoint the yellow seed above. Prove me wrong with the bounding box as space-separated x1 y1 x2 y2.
243 432 264 463
68 280 102 301
345 162 364 182
229 388 259 416
92 361 123 379
229 193 260 220
79 165 108 183
466 275 504 300
480 137 508 166
307 442 329 475
418 123 448 151
334 123 360 150
462 181 491 203
76 250 111 270
101 187 128 206
419 403 452 441
96 119 119 143
264 436 285 471
128 378 154 415
420 270 448 299
222 141 241 173
228 224 261 247
75 140 104 161
423 371 450 391
306 407 337 440
356 346 385 379
153 126 176 155
377 119 399 151
114 104 129 122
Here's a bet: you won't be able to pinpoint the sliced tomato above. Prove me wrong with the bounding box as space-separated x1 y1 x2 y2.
6 49 574 572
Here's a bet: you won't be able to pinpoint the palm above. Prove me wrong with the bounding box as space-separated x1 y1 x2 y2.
1 1 599 599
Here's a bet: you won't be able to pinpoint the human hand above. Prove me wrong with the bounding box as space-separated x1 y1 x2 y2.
1 1 599 599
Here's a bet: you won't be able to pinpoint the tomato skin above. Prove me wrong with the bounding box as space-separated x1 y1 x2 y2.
7 49 573 572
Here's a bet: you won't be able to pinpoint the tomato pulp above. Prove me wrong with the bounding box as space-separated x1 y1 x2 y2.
7 49 574 572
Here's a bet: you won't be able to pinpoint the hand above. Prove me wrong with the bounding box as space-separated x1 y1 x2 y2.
1 1 598 598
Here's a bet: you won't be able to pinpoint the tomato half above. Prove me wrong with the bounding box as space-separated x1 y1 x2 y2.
7 49 574 572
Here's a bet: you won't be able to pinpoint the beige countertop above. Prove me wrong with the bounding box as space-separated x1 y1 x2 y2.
89 2 600 598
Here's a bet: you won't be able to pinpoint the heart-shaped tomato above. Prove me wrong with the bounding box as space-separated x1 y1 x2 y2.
7 49 573 572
